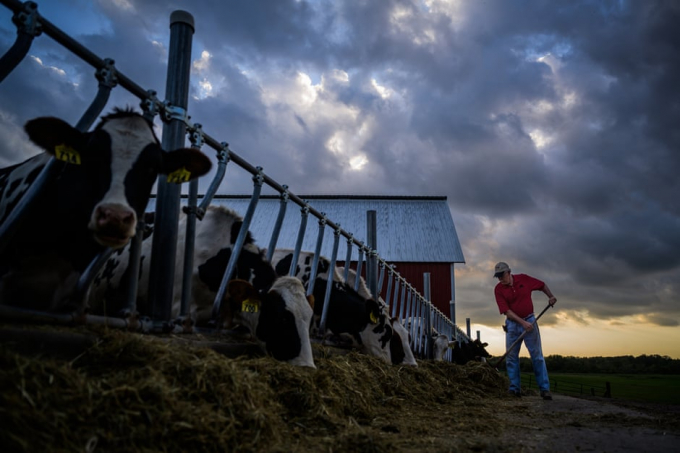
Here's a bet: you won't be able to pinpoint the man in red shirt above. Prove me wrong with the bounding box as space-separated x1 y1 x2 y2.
494 261 557 400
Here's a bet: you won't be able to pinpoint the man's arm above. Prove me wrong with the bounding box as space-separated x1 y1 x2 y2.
542 284 557 306
505 309 534 331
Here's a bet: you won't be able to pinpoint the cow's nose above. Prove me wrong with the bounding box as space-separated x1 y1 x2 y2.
96 205 135 228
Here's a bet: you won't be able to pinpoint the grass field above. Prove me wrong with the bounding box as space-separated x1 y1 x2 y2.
520 373 680 404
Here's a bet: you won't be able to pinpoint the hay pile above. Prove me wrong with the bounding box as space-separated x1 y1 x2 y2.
0 328 507 452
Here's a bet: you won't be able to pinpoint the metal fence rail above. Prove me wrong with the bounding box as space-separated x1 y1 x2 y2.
0 0 473 360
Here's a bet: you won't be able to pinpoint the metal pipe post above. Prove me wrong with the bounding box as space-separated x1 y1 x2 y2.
124 221 145 314
288 205 309 276
366 210 377 300
424 272 432 359
306 214 327 297
342 235 353 282
450 263 456 323
198 142 230 217
354 245 364 292
377 261 385 298
148 10 194 321
212 169 264 320
75 58 117 131
179 124 204 316
266 186 288 262
318 228 341 334
398 278 407 321
0 1 41 83
386 268 394 316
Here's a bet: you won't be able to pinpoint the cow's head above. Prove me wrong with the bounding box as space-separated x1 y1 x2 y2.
226 278 316 368
24 108 212 249
390 317 418 366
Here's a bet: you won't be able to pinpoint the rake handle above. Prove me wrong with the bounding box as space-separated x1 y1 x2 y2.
492 303 552 369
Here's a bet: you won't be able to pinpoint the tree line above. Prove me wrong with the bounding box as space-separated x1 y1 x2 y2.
509 354 680 374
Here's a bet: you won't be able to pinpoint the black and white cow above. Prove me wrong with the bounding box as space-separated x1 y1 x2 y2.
0 108 212 310
405 316 455 361
88 205 278 325
450 339 491 365
339 266 418 367
270 250 394 365
225 278 316 368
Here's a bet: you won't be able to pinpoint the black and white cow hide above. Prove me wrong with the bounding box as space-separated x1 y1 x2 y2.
225 277 316 368
339 266 418 367
87 205 277 325
0 108 212 311
270 249 394 365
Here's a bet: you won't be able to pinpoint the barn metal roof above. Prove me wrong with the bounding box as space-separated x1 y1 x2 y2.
148 195 465 264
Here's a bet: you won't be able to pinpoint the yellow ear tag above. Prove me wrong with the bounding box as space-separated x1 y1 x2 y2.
167 167 191 183
241 299 259 313
55 144 81 165
369 312 378 324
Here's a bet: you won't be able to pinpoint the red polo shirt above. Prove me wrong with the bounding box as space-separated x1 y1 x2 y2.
495 273 545 319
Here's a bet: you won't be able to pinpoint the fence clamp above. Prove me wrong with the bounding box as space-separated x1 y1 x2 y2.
96 58 118 89
141 90 160 120
253 166 264 186
346 232 353 245
318 212 327 227
162 102 189 125
217 142 231 165
13 1 42 37
280 185 289 202
188 123 204 148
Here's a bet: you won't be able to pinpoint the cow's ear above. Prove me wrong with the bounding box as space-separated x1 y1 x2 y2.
365 299 381 324
226 279 256 303
448 341 456 348
161 148 212 180
306 295 315 309
24 117 86 155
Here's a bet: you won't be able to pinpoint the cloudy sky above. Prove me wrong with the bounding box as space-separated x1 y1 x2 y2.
1 0 678 358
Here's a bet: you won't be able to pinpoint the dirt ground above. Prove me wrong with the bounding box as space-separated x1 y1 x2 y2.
2 327 679 453
371 393 680 453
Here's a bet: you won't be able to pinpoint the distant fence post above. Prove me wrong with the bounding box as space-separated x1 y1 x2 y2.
604 382 611 398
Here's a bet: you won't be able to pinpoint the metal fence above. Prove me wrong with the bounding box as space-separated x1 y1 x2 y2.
0 0 472 361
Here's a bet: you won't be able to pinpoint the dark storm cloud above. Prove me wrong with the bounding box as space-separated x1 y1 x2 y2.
0 0 678 330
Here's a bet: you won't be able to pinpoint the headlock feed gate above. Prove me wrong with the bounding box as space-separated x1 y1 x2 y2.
0 0 475 363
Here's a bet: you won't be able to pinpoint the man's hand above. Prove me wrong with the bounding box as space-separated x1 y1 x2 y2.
548 296 557 307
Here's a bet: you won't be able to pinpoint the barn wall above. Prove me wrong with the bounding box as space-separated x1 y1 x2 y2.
340 261 454 319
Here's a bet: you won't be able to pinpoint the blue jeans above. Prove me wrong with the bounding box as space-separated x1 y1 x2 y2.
505 314 550 392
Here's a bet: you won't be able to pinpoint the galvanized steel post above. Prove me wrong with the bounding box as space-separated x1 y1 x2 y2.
198 141 230 217
148 10 194 321
179 123 204 316
288 204 309 277
424 272 433 359
319 228 341 335
306 214 327 297
398 277 407 321
366 211 378 300
342 234 353 283
266 186 288 262
354 245 365 292
75 58 117 131
450 263 456 324
212 168 264 320
377 260 385 297
386 266 395 317
0 1 41 83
